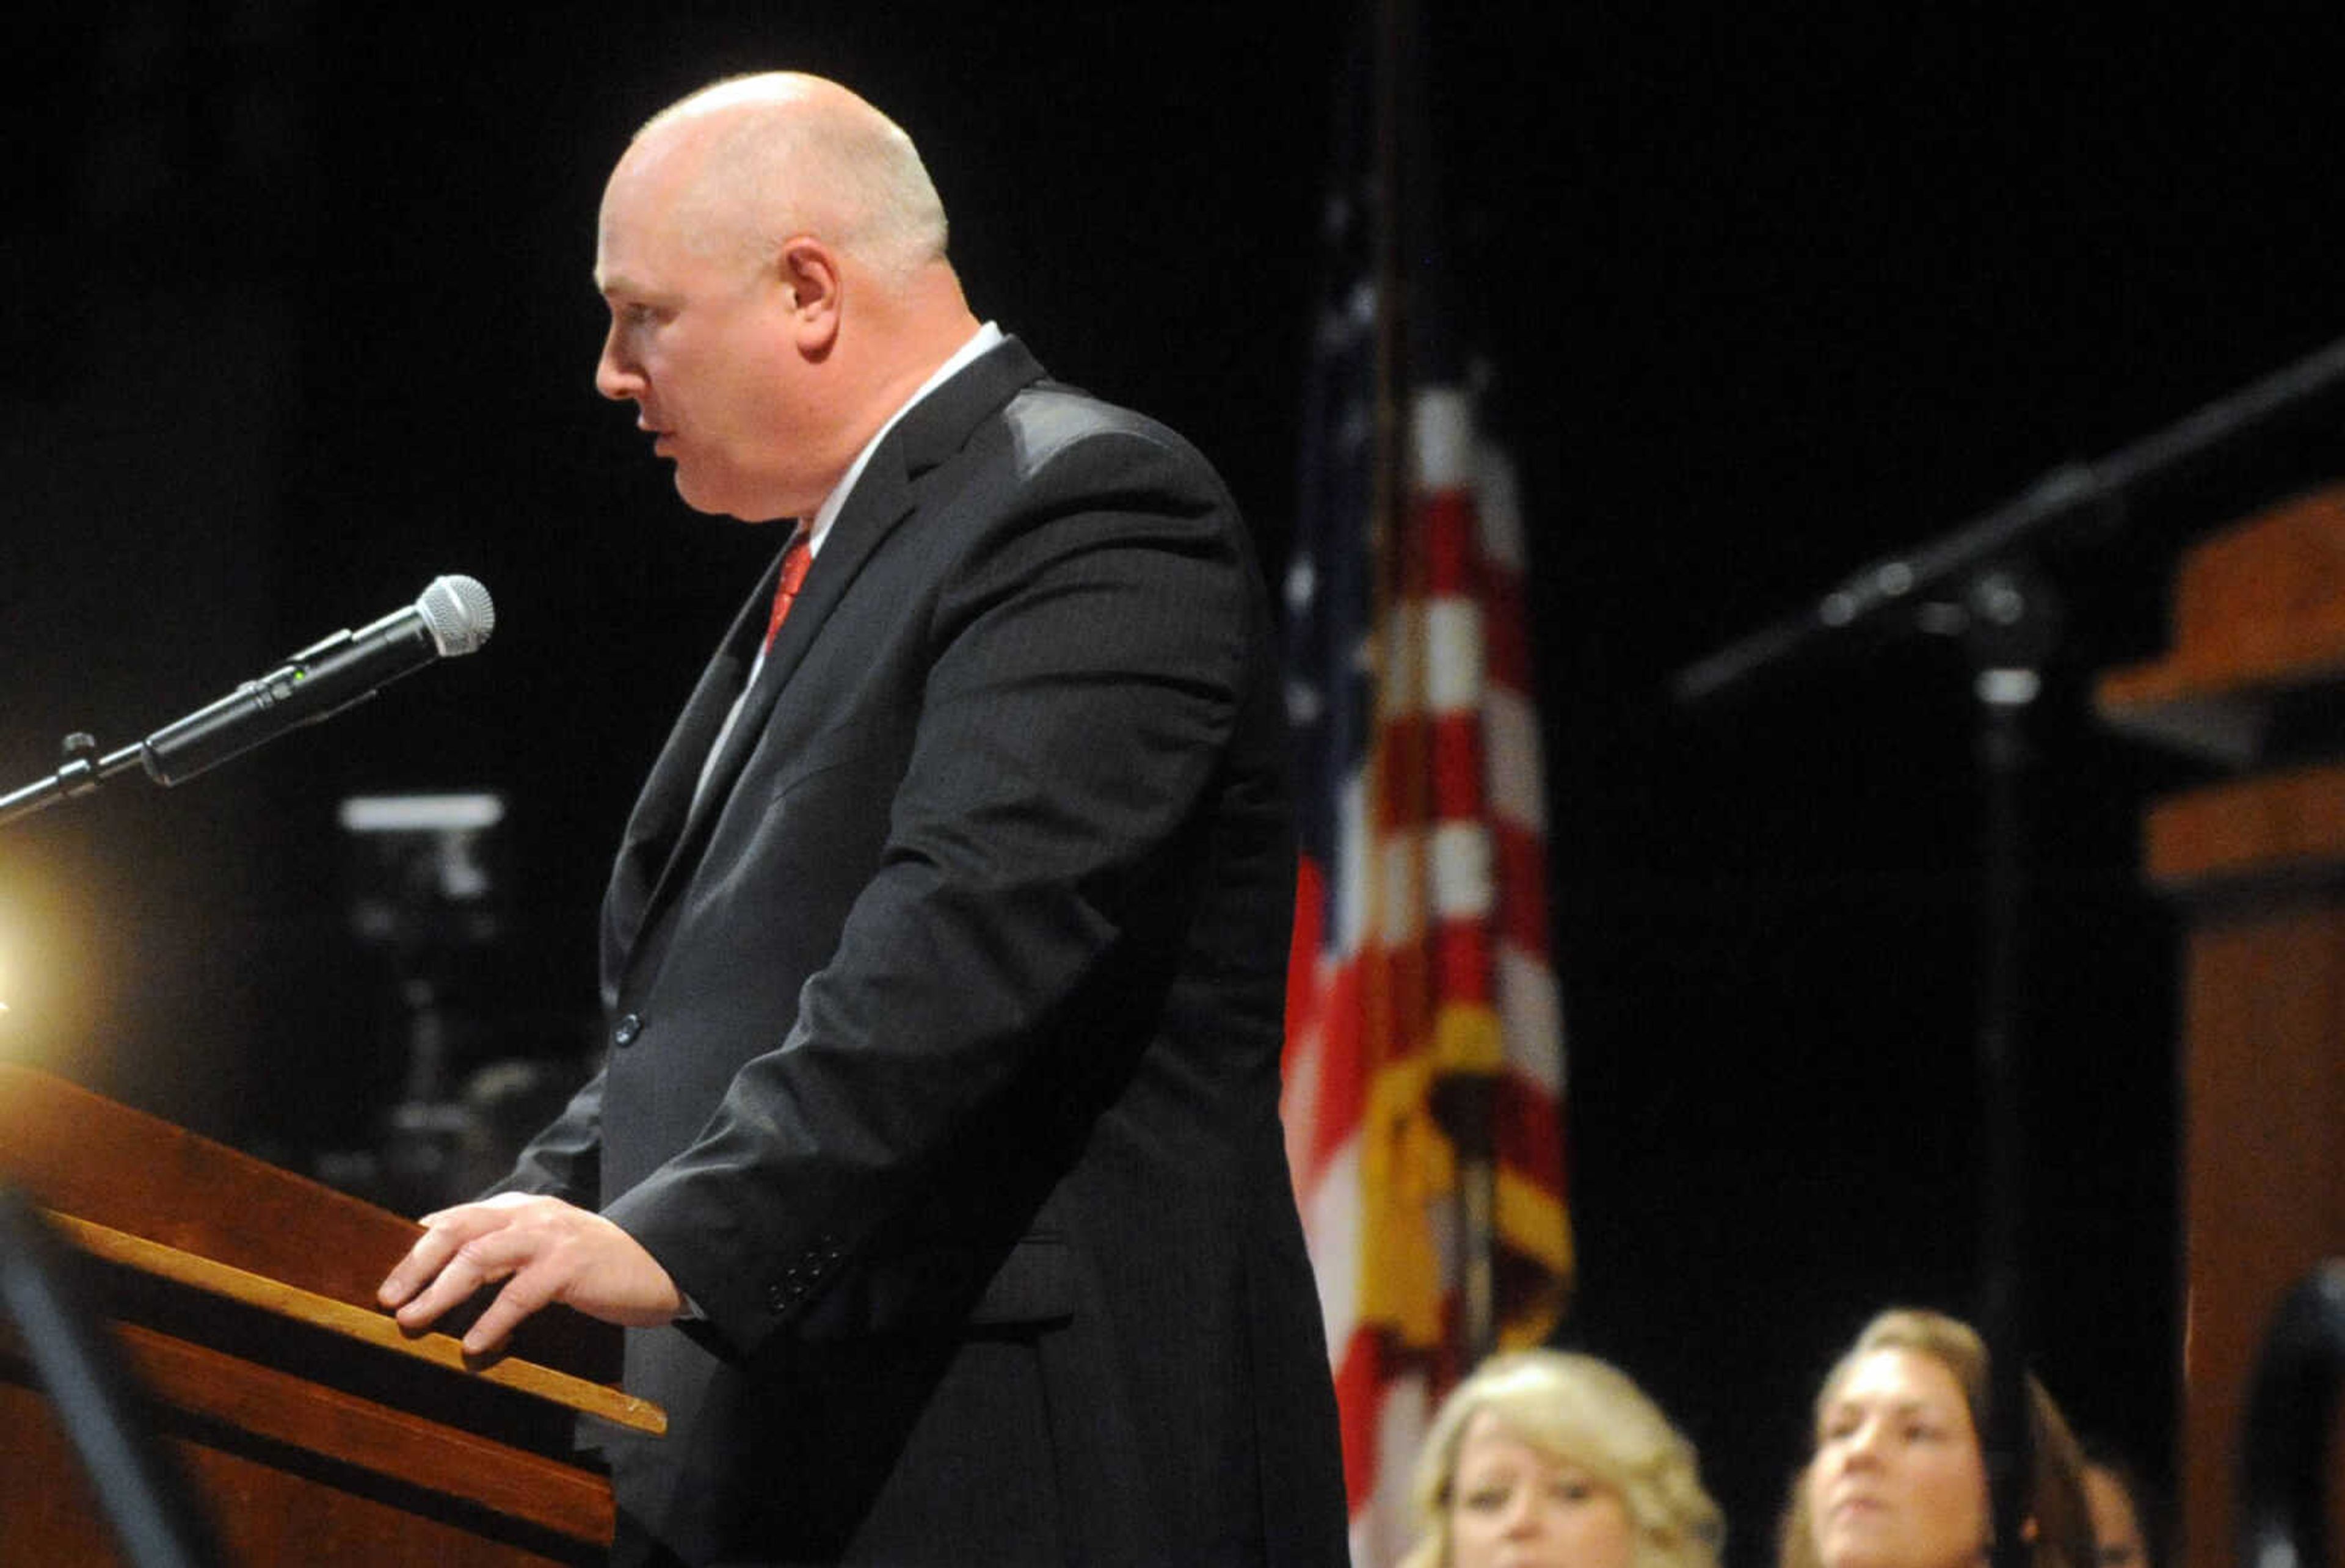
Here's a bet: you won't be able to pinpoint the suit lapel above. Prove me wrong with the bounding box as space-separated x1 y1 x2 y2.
609 337 1049 978
602 570 774 970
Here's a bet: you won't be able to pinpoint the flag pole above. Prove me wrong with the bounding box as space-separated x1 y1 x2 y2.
1368 0 1502 1371
1356 0 1406 1276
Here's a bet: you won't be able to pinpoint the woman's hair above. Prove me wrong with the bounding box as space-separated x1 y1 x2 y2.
1400 1349 1725 1568
1778 1309 2095 1568
2079 1440 2162 1568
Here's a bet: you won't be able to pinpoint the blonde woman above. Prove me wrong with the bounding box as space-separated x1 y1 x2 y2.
1403 1349 1725 1568
1781 1309 2093 1568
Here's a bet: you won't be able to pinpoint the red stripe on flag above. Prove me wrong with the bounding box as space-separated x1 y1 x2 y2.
1422 490 1478 597
1491 820 1547 956
1430 711 1483 822
1284 853 1328 1081
1333 1326 1387 1509
1492 818 1549 957
1483 568 1531 693
1306 956 1369 1181
1496 1071 1564 1185
1433 919 1491 1011
1376 713 1431 832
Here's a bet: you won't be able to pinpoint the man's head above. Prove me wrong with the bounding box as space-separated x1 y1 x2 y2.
592 73 975 521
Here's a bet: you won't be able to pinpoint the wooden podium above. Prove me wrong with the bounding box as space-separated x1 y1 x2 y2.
2096 485 2345 1568
0 1062 664 1566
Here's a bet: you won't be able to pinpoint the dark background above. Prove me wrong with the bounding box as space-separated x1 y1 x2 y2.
8 4 2343 1560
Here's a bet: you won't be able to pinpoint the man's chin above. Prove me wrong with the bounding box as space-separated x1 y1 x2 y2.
673 471 790 524
671 472 741 519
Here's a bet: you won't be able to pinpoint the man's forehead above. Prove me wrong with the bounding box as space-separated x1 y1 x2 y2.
591 154 682 295
592 216 674 300
590 213 641 296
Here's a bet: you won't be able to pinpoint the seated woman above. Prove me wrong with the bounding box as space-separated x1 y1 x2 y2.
1781 1309 2095 1568
1401 1349 1725 1568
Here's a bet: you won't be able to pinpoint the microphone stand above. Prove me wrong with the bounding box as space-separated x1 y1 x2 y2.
0 731 152 830
1965 563 2056 1568
1673 329 2345 710
1671 327 2345 1568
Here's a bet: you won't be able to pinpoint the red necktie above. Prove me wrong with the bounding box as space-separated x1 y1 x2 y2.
763 531 812 652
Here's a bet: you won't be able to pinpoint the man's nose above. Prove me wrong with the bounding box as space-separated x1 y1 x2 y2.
595 328 641 402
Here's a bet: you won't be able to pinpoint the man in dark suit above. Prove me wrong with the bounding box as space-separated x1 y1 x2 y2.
377 72 1347 1566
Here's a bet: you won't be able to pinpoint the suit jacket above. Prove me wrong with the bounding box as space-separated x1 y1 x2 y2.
500 339 1348 1566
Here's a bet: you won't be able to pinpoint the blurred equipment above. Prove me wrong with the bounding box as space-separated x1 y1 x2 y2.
338 791 508 1213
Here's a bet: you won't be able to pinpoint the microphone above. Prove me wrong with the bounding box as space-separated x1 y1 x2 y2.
140 575 496 785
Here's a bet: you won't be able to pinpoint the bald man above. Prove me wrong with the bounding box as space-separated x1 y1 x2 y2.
377 73 1346 1566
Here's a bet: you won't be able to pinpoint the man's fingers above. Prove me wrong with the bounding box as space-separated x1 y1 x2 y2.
393 1253 490 1333
382 1204 536 1323
374 1195 674 1348
463 1267 562 1358
379 1219 473 1308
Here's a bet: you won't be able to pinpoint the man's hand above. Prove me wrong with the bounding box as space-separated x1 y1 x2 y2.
376 1192 685 1357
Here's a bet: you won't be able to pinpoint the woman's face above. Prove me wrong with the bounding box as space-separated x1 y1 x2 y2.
1806 1348 1991 1568
2083 1464 2148 1568
1448 1409 1637 1568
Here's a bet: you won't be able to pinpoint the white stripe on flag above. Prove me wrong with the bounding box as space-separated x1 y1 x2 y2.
1423 597 1485 714
1429 820 1494 921
1356 1370 1433 1568
1333 771 1372 957
1412 387 1472 489
1496 941 1565 1095
1484 686 1546 832
1303 1132 1364 1359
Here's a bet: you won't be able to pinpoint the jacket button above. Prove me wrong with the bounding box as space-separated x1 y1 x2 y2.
613 1012 642 1048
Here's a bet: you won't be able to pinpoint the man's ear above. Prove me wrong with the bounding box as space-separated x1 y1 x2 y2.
777 238 841 355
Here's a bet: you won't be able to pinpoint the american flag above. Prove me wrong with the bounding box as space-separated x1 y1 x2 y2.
1279 17 1573 1564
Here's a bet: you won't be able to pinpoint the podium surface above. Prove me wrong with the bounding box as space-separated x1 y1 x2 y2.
0 1062 661 1566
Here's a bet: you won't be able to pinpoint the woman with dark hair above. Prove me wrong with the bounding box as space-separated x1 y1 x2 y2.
1781 1309 2095 1568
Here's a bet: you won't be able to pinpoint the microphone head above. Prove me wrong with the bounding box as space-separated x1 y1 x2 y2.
416 575 495 656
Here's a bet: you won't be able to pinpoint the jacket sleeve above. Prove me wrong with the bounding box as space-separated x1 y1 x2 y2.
483 1064 605 1208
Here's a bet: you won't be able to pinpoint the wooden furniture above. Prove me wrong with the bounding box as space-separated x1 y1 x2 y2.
0 1063 663 1566
2096 484 2345 1568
